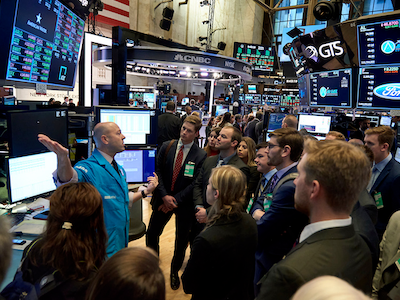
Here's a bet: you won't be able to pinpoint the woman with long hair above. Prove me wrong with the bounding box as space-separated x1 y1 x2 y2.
218 112 232 128
86 247 165 300
182 166 257 300
19 183 107 300
204 127 221 157
238 137 261 204
205 116 215 145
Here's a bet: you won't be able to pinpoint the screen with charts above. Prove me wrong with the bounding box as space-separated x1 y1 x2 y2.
357 19 400 66
3 0 84 88
96 106 158 146
309 69 353 108
262 94 280 106
114 149 157 184
357 65 400 110
233 42 274 72
298 114 331 134
7 151 57 204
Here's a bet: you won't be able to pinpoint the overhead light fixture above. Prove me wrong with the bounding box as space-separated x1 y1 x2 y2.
202 20 209 24
200 72 208 77
187 72 192 77
200 0 210 6
199 37 208 41
313 0 342 26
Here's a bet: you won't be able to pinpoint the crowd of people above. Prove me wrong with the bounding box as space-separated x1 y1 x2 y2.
1 100 400 300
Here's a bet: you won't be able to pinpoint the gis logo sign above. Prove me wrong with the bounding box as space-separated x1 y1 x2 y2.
373 83 400 100
59 66 67 81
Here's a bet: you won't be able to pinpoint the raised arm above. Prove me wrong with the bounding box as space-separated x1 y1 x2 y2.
38 134 74 182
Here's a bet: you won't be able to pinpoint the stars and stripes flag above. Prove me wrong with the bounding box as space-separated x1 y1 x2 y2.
95 0 130 29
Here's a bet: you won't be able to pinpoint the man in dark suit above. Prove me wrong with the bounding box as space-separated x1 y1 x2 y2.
146 115 207 290
193 126 249 225
157 101 182 150
250 128 308 294
364 125 400 239
233 114 243 133
245 111 262 143
258 140 373 299
351 118 370 141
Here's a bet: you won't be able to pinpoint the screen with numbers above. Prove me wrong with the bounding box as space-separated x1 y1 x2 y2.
3 0 84 88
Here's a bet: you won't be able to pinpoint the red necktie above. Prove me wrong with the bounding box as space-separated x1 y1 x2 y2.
171 145 184 191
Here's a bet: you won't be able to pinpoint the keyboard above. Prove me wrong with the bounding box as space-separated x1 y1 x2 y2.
10 213 26 227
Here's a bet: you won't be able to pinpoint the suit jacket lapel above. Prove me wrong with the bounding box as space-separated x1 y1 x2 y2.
371 159 393 192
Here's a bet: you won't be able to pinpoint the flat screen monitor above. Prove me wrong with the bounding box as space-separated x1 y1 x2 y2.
0 0 85 88
143 93 155 107
395 147 400 163
3 96 17 106
233 42 274 73
7 108 68 157
298 114 332 134
7 151 57 204
298 74 310 106
281 94 300 107
380 115 392 126
357 19 400 66
215 105 229 116
262 94 280 106
268 113 286 131
357 65 400 110
181 97 189 105
95 106 158 146
114 149 157 184
309 69 353 108
244 94 261 105
247 84 257 94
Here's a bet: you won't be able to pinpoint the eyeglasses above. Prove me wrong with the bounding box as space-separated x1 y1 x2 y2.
267 143 279 149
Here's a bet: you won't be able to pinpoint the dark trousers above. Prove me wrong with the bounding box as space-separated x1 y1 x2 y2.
146 205 194 273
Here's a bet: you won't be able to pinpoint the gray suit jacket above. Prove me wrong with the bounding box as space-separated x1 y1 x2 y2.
258 225 373 300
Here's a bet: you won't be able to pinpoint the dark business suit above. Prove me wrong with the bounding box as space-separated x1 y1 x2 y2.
244 118 260 143
250 166 309 290
258 225 373 300
146 140 206 272
157 112 182 149
233 122 243 133
182 213 257 300
193 154 250 209
369 157 400 238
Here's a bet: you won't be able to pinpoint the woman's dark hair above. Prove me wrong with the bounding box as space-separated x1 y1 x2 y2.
86 247 165 300
207 116 215 127
219 112 232 128
33 182 107 280
204 127 221 155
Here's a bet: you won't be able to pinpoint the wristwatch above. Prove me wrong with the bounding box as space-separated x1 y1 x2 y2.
141 190 147 198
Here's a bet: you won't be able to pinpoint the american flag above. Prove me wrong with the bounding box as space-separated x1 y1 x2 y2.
95 0 130 29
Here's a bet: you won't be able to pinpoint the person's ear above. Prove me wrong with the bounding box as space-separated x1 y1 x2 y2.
214 189 219 201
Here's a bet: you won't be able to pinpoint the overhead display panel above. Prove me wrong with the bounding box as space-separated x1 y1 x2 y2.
358 18 400 66
357 65 400 110
233 42 274 73
3 0 84 88
309 68 353 108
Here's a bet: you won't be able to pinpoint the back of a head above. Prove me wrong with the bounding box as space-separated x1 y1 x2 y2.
304 140 371 214
185 106 192 114
256 111 263 120
86 247 165 300
165 101 175 111
292 276 371 300
326 131 346 141
0 217 12 285
222 112 232 123
209 165 246 217
283 114 298 129
42 183 107 279
269 127 304 162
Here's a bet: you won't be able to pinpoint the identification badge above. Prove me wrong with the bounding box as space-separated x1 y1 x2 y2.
374 192 384 209
184 164 195 177
395 258 400 271
263 193 273 211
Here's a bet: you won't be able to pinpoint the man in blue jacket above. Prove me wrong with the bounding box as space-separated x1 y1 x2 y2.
39 122 158 256
249 128 308 295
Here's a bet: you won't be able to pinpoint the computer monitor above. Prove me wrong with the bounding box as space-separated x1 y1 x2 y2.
262 94 280 106
298 114 332 134
7 108 68 157
95 106 158 146
267 113 286 131
7 151 57 204
215 105 229 117
380 116 392 126
114 149 157 184
395 147 400 164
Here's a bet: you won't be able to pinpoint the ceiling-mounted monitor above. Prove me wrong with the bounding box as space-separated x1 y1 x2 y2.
357 18 400 66
233 42 274 74
298 74 310 106
0 0 85 88
309 68 353 108
357 65 400 110
262 94 280 106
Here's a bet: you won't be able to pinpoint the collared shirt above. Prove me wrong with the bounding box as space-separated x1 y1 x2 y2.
275 161 298 182
173 139 194 167
218 151 237 166
299 217 352 243
367 153 392 192
262 168 278 189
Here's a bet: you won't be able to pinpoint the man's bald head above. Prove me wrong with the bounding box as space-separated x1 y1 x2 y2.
93 122 114 147
93 122 126 157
